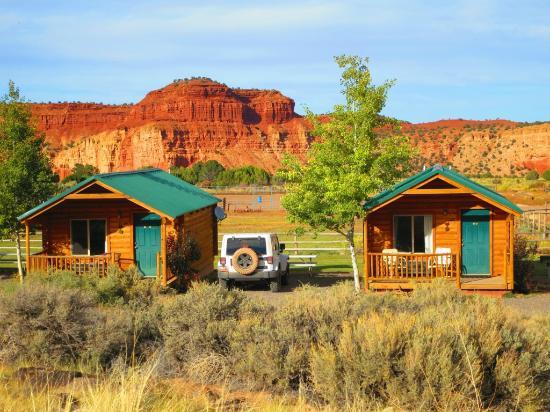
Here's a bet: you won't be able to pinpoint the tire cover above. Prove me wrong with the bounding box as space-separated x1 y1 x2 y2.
232 247 259 275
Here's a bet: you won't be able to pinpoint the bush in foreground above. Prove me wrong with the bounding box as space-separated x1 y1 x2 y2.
26 266 159 305
0 284 98 365
0 271 162 368
0 278 548 410
158 282 549 410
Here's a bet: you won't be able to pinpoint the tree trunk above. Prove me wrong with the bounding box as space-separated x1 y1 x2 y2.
346 226 360 292
15 231 23 283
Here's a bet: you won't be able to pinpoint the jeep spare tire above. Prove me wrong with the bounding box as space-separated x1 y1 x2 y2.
232 247 259 275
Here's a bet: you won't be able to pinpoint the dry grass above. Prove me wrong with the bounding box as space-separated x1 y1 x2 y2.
0 361 310 412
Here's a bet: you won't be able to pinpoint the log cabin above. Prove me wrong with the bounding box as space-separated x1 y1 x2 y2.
17 168 220 286
363 165 522 293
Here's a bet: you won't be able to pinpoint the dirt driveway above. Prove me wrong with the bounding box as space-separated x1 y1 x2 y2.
229 272 354 306
502 293 550 316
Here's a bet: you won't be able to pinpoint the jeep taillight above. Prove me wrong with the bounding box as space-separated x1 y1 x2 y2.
266 256 273 264
220 257 226 265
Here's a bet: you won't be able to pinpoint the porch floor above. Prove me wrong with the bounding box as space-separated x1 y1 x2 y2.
368 275 508 291
460 275 507 290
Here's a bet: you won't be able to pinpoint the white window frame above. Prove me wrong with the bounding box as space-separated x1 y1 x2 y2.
393 215 433 253
70 219 107 256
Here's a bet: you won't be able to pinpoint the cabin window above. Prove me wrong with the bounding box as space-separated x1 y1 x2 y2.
71 219 106 255
393 215 433 253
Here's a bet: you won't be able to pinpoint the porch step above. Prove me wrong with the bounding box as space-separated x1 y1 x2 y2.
368 276 510 291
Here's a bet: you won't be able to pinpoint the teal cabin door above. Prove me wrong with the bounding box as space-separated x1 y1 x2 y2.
134 213 161 277
461 209 490 275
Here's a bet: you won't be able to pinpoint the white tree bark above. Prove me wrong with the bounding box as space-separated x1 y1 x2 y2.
15 232 23 282
346 226 360 292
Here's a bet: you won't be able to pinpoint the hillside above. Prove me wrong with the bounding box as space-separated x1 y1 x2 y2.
30 79 549 178
398 120 550 176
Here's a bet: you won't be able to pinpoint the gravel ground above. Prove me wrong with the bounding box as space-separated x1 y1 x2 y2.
502 293 550 316
226 272 354 306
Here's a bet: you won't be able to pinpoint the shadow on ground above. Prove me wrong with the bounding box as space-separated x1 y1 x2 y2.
222 272 354 305
0 269 16 279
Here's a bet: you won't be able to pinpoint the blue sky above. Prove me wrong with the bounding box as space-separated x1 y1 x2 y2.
1 0 549 122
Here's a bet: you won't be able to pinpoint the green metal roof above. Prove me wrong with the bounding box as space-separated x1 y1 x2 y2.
363 165 522 214
18 168 220 221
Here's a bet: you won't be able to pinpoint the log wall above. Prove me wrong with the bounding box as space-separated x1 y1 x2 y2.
182 206 217 276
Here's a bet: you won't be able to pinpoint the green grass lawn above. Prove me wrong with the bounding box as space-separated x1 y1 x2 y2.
473 177 549 192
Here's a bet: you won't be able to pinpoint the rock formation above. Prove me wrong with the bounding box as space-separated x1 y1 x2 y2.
30 79 549 179
31 79 310 179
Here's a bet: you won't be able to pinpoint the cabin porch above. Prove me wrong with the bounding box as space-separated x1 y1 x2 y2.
27 252 122 276
364 251 508 290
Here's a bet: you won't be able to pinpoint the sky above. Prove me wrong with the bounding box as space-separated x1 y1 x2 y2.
1 0 549 122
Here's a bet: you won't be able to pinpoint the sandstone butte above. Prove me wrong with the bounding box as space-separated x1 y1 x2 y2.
29 78 550 179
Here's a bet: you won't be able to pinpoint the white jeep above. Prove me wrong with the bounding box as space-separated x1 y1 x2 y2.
217 233 289 292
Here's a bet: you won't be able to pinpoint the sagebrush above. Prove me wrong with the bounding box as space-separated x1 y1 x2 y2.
0 276 548 410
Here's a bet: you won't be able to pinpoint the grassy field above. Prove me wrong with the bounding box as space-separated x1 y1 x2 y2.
472 177 550 206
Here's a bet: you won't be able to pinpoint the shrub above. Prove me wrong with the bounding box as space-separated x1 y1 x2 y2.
215 166 271 186
308 283 549 410
62 163 99 184
543 170 550 181
228 283 404 390
171 161 272 186
156 281 549 410
85 302 164 368
525 170 539 180
0 280 548 409
166 234 201 288
102 266 159 305
0 284 98 365
513 234 538 292
160 283 262 376
27 266 159 305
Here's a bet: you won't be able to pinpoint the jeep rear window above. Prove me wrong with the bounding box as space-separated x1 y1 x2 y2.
226 238 267 255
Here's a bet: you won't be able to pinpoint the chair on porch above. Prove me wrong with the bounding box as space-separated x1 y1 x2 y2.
382 248 400 277
428 247 452 277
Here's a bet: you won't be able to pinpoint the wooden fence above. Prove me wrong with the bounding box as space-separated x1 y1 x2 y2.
517 206 550 247
0 233 42 267
217 232 354 253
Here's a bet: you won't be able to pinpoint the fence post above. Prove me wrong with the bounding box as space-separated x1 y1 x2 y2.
545 202 548 240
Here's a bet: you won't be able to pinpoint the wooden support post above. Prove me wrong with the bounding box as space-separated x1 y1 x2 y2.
456 250 461 289
156 252 161 280
160 217 167 287
25 221 30 274
363 217 369 291
509 217 515 290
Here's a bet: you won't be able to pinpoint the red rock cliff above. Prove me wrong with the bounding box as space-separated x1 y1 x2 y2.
30 79 549 179
31 79 309 178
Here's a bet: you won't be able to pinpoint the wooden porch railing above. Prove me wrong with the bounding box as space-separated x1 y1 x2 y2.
28 253 121 276
366 253 460 284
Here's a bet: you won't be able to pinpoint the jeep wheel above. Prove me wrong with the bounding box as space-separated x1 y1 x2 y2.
269 276 281 293
281 268 289 286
